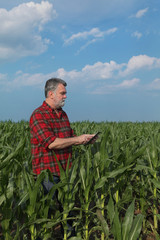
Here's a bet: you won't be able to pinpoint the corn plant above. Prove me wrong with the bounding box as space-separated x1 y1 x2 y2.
0 136 25 240
111 198 144 240
53 153 79 239
1 120 160 239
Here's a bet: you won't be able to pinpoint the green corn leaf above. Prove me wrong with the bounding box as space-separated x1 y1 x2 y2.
94 176 107 190
120 135 138 148
0 138 25 170
132 145 147 161
80 164 86 190
100 129 109 161
0 150 8 160
128 214 144 240
107 164 133 178
96 208 109 237
0 177 14 205
112 207 122 240
107 194 115 225
122 199 135 240
85 185 91 202
53 151 66 181
65 154 71 177
18 192 29 206
69 160 78 185
134 164 153 172
151 178 160 189
24 170 46 215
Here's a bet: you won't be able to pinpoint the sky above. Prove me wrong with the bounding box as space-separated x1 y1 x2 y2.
0 0 160 122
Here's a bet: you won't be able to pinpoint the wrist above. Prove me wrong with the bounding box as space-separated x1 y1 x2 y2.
73 136 81 145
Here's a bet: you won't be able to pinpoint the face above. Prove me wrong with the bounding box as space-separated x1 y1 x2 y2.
52 84 67 109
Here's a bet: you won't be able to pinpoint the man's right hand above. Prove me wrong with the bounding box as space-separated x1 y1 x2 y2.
76 134 96 145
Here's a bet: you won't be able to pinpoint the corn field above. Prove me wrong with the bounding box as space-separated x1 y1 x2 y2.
1 120 160 240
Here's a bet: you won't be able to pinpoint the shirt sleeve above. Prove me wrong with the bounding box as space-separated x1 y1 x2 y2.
30 110 56 149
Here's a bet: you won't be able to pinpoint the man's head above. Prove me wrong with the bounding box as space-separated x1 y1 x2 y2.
45 78 67 98
45 78 67 109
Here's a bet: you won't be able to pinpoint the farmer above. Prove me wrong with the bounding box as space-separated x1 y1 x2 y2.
29 77 96 237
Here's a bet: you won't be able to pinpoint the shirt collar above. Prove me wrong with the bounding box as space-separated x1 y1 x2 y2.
43 101 63 117
43 101 52 112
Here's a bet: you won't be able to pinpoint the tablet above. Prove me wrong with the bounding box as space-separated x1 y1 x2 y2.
85 132 101 145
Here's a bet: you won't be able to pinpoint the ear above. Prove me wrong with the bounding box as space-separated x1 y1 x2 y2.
48 90 54 99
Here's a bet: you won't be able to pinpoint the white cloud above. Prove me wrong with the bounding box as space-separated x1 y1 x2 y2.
64 27 117 54
148 78 160 90
90 78 140 94
119 78 139 88
0 60 123 90
56 68 81 82
0 1 56 60
121 55 160 76
130 7 148 18
13 73 46 87
1 54 160 93
132 31 142 39
81 61 123 80
64 27 118 45
76 39 98 55
135 7 148 18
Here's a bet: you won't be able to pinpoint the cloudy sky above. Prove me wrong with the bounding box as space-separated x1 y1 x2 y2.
0 0 160 122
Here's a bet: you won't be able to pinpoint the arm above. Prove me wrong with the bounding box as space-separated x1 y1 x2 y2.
30 110 96 150
48 134 96 150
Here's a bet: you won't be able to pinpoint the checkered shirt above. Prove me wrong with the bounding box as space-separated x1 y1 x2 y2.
29 101 74 176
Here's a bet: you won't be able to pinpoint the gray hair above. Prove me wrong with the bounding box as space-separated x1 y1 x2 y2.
45 78 67 98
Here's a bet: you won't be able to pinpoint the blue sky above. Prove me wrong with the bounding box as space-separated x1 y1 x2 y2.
0 0 160 122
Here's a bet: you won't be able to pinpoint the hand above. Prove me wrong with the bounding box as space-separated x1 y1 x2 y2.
77 134 96 145
84 133 99 145
89 134 99 144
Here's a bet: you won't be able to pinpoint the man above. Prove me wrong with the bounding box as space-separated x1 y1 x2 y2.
30 77 96 177
29 78 96 237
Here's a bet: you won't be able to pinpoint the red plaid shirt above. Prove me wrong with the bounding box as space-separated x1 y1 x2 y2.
29 101 74 176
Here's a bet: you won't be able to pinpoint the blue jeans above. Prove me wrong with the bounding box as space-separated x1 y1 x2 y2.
42 175 63 213
42 175 60 198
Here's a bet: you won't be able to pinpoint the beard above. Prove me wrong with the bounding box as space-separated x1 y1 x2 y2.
56 99 65 109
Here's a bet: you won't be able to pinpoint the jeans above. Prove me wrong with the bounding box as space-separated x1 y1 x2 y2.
42 175 60 191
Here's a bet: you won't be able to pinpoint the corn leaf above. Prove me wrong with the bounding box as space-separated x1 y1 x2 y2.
122 199 135 240
128 214 144 240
